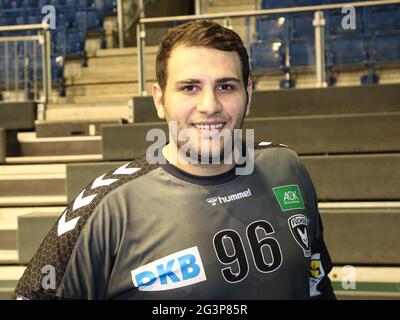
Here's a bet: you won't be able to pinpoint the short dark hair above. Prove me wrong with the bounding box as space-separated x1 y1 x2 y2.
156 20 250 92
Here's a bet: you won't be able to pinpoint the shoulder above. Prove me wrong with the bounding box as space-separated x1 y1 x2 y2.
255 141 300 162
62 155 159 233
13 155 159 299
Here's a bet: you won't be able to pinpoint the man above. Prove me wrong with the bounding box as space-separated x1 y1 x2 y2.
14 20 335 299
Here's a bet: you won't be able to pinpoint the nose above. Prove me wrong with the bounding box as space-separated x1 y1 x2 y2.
196 87 222 115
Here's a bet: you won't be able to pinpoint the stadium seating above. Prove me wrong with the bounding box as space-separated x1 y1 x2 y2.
252 0 400 86
0 0 116 94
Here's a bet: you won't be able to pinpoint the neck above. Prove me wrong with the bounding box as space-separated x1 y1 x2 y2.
162 143 235 177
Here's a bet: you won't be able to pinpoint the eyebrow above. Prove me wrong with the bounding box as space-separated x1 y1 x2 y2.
175 77 241 85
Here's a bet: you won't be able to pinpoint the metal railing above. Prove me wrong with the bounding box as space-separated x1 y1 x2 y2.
0 22 52 103
136 0 400 95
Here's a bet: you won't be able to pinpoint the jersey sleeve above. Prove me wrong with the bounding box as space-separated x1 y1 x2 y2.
13 159 152 300
293 152 336 300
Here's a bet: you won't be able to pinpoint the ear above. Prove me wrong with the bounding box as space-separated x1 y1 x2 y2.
152 83 165 119
245 79 253 117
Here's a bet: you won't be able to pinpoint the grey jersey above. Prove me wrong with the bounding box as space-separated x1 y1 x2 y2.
14 143 335 300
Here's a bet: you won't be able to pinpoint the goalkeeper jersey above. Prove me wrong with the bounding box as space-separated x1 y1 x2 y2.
14 143 335 300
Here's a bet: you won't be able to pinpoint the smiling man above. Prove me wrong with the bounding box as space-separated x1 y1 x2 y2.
152 35 253 175
14 20 335 300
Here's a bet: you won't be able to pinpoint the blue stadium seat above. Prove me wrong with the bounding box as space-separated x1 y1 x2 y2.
75 10 101 31
250 40 285 70
256 15 289 41
261 0 295 9
290 40 315 66
294 0 325 6
327 35 366 65
291 13 314 40
65 29 85 53
373 33 400 62
370 5 400 35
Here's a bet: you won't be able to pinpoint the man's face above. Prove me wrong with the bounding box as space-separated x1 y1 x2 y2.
153 45 252 162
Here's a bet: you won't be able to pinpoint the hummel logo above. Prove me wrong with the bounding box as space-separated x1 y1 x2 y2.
207 188 252 206
207 197 218 206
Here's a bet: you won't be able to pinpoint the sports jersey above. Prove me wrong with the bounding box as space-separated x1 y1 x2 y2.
14 142 335 300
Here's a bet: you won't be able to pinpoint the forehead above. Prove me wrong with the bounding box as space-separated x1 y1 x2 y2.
167 45 243 82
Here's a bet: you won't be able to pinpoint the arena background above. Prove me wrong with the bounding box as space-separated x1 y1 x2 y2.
0 0 399 300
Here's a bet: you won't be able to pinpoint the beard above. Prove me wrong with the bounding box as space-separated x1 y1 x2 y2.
170 111 246 166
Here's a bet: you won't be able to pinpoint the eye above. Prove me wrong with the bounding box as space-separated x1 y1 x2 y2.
217 83 235 91
182 85 199 94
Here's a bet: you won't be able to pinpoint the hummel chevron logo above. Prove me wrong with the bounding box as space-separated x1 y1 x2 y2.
91 174 118 189
114 163 141 175
72 189 97 211
58 209 80 236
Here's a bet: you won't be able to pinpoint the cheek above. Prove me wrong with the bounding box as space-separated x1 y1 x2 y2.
164 97 194 122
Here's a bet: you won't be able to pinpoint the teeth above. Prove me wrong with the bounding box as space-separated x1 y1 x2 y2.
194 123 224 130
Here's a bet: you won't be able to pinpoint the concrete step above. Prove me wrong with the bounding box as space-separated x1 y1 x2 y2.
0 196 67 207
61 93 134 104
35 119 124 137
330 266 400 299
66 161 126 202
0 208 31 250
94 46 158 57
0 163 65 197
16 132 102 156
0 164 65 176
248 112 400 154
4 155 103 165
45 103 132 122
17 210 63 264
66 72 146 85
321 202 400 264
0 207 64 251
0 266 26 300
80 63 156 76
0 250 18 265
302 153 400 200
66 81 154 96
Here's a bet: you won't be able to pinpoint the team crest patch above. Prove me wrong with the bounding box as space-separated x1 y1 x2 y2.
288 214 311 257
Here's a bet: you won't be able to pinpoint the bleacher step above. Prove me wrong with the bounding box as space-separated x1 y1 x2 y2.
66 81 153 96
45 103 132 122
0 196 67 207
0 250 18 265
0 163 66 199
94 46 158 57
62 93 134 104
18 211 63 264
17 132 102 157
4 155 103 164
330 266 400 300
0 266 26 300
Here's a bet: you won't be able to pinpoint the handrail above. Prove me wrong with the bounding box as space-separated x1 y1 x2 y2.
0 22 52 105
0 23 50 32
139 0 400 24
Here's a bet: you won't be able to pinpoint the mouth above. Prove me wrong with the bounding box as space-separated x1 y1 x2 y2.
191 122 227 137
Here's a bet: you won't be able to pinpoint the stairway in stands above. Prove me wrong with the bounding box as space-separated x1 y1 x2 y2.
40 45 158 136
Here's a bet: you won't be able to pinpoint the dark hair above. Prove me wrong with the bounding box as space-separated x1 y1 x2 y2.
156 20 250 92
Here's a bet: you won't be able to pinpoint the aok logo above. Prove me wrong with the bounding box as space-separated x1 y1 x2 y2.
284 191 299 202
272 184 305 211
131 247 207 291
